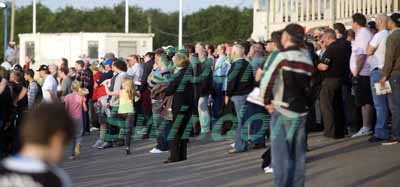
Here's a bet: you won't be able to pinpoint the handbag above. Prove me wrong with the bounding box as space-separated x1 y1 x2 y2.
161 95 174 121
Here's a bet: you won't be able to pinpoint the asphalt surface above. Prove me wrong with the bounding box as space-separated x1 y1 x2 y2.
62 132 400 187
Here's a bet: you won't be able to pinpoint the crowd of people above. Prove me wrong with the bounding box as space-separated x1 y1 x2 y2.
0 12 399 187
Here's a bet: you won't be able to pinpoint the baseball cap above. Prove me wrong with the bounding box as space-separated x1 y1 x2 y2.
102 58 113 66
37 65 49 72
390 13 400 27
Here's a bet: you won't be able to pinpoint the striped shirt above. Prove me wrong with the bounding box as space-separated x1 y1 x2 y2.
260 47 314 117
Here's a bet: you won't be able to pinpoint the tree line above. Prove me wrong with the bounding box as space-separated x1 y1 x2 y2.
0 3 253 60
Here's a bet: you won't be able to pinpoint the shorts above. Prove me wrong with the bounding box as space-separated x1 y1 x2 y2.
353 76 373 106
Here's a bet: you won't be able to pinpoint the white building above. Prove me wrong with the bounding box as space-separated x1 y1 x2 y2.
18 32 154 67
252 0 400 41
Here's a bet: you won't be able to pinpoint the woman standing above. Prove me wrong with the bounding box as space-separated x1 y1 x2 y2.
164 49 193 163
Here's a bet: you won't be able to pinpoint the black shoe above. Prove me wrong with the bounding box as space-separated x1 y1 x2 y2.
252 144 266 150
368 136 385 143
125 148 131 155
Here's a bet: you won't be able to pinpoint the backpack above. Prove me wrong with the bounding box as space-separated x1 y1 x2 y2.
31 81 43 104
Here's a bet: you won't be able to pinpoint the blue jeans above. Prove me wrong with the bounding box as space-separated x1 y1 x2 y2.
388 73 400 139
370 69 389 139
231 95 248 151
270 112 307 187
198 96 211 134
235 101 269 152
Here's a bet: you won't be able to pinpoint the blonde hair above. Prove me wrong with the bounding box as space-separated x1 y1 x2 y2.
174 55 189 68
71 81 81 92
122 78 135 100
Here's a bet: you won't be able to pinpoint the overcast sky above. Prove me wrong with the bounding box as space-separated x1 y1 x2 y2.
17 0 253 14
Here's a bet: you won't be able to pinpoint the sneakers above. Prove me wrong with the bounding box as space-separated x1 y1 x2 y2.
92 139 103 148
382 138 399 146
97 142 112 149
149 148 165 154
351 127 371 138
90 127 99 132
264 166 273 174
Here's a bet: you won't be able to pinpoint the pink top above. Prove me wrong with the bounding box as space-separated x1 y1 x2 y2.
64 92 84 120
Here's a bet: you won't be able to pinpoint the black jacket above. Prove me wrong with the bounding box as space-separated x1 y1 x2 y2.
226 58 255 97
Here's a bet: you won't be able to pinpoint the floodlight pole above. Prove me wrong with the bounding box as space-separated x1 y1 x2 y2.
33 0 36 33
178 0 183 49
2 2 9 59
125 0 129 33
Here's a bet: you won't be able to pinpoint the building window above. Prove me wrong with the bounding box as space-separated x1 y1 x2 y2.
118 41 137 58
88 41 99 59
25 41 35 59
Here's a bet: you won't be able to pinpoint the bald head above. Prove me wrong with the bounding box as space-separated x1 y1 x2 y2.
376 14 388 31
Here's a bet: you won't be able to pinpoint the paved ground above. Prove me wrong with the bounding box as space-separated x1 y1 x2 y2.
62 132 400 187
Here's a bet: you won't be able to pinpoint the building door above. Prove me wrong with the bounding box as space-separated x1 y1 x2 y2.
118 41 137 58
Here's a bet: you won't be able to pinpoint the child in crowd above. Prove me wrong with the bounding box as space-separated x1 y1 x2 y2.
118 77 136 155
64 81 88 160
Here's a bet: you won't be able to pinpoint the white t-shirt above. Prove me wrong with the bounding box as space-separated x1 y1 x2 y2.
369 29 390 71
350 27 373 76
42 75 58 103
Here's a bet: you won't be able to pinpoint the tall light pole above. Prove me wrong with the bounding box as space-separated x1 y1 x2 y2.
10 0 15 41
178 0 183 49
1 2 9 59
125 0 129 33
33 0 36 34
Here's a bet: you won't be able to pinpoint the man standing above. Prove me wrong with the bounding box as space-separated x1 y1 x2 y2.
24 69 41 109
381 13 400 145
318 29 348 139
0 104 74 187
212 45 230 125
260 24 313 187
350 13 375 138
127 55 143 83
226 44 255 153
5 41 17 65
38 65 58 103
366 15 390 142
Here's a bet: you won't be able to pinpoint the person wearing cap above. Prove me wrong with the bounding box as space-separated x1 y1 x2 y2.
24 69 41 109
64 81 88 160
260 23 313 187
38 65 58 103
381 13 400 146
92 60 114 148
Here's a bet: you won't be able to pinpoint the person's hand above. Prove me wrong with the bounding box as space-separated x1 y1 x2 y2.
317 63 329 71
255 69 264 82
265 104 275 114
380 76 387 88
224 96 229 105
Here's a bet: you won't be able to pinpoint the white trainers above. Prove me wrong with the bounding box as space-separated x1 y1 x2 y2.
264 166 273 174
230 143 235 148
92 139 103 148
149 148 165 154
90 127 99 132
351 127 371 138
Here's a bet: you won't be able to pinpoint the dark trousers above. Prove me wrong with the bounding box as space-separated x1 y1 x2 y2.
157 120 172 151
169 139 188 162
320 78 345 138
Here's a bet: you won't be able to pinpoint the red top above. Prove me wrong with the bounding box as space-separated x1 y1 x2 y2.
92 71 106 101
